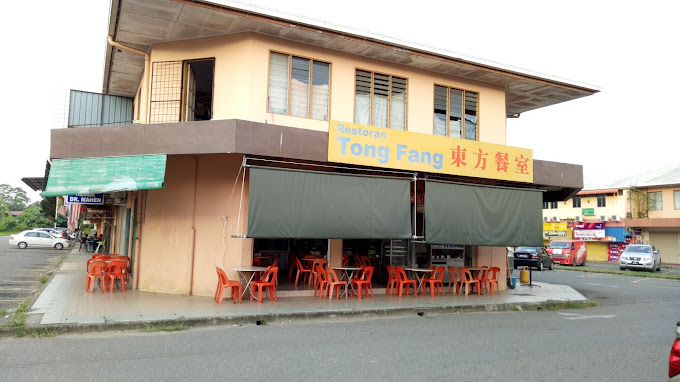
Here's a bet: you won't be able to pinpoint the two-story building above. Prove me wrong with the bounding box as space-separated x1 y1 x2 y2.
542 161 680 263
41 0 597 297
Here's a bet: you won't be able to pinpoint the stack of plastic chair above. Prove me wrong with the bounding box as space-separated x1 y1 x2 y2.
394 267 417 298
215 267 242 304
106 260 128 292
251 266 278 304
314 265 328 298
85 260 107 293
351 265 374 300
480 266 501 296
459 267 481 296
325 268 348 300
309 258 328 286
423 267 445 296
447 266 462 294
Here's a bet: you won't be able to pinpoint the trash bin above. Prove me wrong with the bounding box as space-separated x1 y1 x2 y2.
507 276 517 289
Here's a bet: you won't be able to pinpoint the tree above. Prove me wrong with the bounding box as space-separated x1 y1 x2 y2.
0 184 30 211
15 206 53 231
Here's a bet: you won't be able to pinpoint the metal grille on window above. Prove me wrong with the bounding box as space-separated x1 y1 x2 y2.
149 61 182 124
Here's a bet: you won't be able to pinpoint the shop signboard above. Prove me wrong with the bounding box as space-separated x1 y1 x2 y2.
608 237 633 262
66 194 104 205
582 208 595 216
542 222 568 238
573 221 605 241
328 121 534 183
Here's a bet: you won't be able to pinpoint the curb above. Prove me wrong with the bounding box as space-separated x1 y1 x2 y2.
0 299 591 338
555 265 680 280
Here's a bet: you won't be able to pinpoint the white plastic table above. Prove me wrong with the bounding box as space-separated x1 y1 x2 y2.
229 266 267 300
329 266 362 298
403 267 433 296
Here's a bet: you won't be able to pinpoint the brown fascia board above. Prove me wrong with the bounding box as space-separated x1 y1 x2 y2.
50 120 582 193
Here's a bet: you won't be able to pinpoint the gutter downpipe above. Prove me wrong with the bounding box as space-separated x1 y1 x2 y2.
107 37 150 124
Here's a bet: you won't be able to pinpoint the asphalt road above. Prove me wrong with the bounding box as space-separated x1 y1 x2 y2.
0 235 69 312
1 268 678 381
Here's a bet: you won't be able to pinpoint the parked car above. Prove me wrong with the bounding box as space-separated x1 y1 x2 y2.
8 230 70 250
670 321 680 381
513 246 553 271
619 244 661 272
546 240 587 266
34 227 74 240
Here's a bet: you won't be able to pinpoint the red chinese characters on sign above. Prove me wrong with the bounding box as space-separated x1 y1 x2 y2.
450 146 467 167
515 154 530 174
494 152 509 173
451 148 531 177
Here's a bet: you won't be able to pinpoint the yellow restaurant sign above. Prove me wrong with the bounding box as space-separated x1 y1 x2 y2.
328 121 533 183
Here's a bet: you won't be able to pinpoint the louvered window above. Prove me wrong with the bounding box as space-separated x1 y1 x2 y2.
354 70 406 130
433 85 478 140
267 52 330 121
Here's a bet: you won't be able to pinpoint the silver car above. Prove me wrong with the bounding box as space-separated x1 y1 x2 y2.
619 244 661 272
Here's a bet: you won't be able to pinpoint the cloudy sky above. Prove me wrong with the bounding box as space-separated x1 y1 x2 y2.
1 0 678 201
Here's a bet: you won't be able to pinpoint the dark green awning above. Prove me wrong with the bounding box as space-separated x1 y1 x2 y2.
425 180 543 246
247 167 412 239
41 155 167 197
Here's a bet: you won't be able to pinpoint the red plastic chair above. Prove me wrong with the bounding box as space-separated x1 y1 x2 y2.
448 266 462 294
394 267 417 298
294 257 313 287
310 258 328 286
314 265 328 298
480 267 501 296
341 254 349 267
251 266 278 303
423 266 445 296
459 267 481 296
85 260 107 293
325 268 348 300
106 260 128 293
351 266 374 300
215 267 242 304
91 254 111 261
386 265 397 295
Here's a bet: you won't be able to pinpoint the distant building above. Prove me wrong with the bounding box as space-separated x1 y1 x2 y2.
542 161 680 263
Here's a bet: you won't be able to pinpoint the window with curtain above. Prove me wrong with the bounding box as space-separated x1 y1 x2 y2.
354 70 407 130
267 52 330 121
674 190 680 210
433 85 478 140
648 191 663 211
573 197 581 208
597 194 606 207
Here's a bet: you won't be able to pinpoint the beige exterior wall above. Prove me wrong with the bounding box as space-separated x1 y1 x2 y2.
647 187 680 219
475 246 507 292
148 32 508 144
138 154 253 296
542 193 627 221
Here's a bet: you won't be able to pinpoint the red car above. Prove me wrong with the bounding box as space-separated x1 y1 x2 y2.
671 321 680 381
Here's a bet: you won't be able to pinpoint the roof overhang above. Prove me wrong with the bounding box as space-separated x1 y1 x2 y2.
104 0 599 116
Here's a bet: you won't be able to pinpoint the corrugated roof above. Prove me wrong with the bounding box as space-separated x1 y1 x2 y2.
584 159 680 190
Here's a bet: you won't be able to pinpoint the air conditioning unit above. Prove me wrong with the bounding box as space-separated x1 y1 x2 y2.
611 215 621 222
600 215 610 222
552 217 560 222
574 215 584 222
543 217 552 222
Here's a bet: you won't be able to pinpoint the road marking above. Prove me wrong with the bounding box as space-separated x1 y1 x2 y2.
558 312 616 320
584 283 618 288
632 278 648 283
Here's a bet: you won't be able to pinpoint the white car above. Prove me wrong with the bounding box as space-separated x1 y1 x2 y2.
9 230 71 250
619 244 661 272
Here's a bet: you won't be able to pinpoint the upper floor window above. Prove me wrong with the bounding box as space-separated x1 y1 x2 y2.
543 201 557 209
572 197 581 208
648 191 663 211
550 201 558 209
267 52 330 121
149 59 214 124
674 190 680 210
597 194 606 207
354 70 407 130
434 85 478 140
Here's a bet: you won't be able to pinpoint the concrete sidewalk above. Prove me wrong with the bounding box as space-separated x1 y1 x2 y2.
20 249 586 332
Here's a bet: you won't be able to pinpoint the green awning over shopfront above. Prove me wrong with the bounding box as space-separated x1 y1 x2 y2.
41 155 167 197
425 180 543 247
247 167 412 239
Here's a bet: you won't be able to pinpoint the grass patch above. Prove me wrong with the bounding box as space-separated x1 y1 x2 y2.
0 309 7 316
141 323 189 333
4 298 32 328
38 275 49 284
556 266 680 280
15 327 59 338
0 231 21 236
